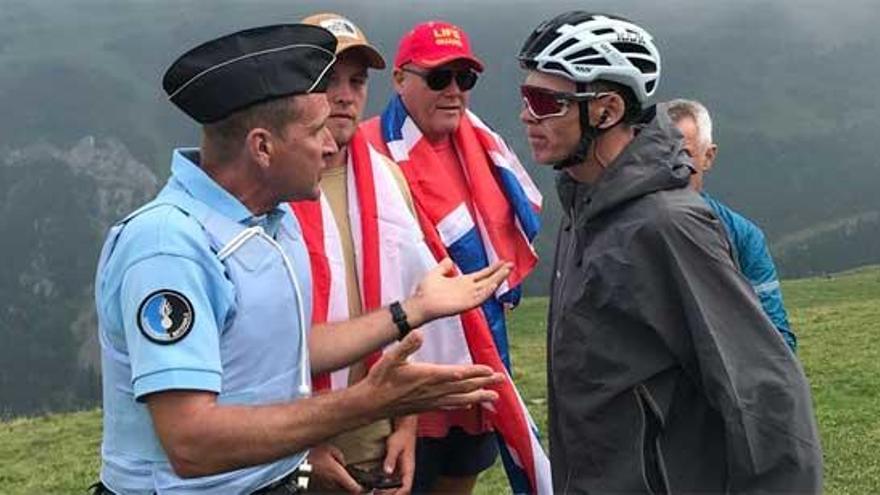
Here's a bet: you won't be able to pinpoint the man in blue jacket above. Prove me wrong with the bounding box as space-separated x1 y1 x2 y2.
668 98 798 353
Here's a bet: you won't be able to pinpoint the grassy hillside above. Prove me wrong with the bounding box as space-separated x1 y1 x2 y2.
5 0 880 417
2 267 879 493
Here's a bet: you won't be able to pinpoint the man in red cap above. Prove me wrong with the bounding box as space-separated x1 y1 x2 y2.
362 21 544 494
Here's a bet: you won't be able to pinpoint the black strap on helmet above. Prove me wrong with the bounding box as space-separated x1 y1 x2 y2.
553 82 602 170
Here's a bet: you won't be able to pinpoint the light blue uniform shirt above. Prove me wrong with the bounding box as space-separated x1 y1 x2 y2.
96 149 312 494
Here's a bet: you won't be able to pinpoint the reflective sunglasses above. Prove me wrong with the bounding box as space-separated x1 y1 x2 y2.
520 85 610 120
401 66 479 91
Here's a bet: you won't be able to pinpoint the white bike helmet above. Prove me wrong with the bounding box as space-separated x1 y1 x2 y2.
519 12 660 104
519 12 660 168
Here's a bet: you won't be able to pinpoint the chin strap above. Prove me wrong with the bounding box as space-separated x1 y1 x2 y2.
553 82 603 170
553 129 597 170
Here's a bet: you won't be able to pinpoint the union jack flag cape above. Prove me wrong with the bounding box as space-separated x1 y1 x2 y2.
359 95 552 494
290 130 446 389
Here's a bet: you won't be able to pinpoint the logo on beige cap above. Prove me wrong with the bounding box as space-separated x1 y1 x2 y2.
320 18 359 39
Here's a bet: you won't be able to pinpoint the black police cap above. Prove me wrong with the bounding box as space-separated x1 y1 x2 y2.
163 24 338 124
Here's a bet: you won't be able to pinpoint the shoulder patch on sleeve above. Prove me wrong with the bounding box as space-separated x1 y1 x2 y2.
137 289 196 344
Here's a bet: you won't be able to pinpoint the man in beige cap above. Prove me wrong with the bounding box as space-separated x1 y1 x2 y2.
294 13 430 494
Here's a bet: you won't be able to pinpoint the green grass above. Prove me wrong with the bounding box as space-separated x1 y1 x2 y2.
0 409 101 492
783 267 880 494
2 268 880 494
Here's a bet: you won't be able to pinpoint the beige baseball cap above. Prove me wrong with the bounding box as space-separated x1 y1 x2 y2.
302 13 386 69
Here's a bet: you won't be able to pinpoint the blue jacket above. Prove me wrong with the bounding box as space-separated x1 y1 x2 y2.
702 193 797 352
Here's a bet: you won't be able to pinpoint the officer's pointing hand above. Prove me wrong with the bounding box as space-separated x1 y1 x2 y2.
362 331 502 418
404 258 513 326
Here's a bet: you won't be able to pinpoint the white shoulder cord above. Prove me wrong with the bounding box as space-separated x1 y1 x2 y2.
217 226 312 397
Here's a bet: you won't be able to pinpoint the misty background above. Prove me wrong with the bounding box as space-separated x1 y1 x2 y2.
1 0 878 416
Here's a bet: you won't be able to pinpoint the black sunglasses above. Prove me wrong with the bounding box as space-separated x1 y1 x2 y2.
401 66 479 91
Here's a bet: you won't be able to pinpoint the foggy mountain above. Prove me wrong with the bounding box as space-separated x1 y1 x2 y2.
2 0 879 415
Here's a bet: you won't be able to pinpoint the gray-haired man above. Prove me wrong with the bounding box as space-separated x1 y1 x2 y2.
668 98 797 353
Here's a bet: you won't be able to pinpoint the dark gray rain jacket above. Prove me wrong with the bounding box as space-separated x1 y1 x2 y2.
547 106 823 493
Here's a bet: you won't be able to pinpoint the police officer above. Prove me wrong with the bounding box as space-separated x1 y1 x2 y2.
93 24 509 495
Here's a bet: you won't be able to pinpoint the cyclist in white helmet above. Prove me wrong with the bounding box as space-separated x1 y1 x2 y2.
518 11 822 493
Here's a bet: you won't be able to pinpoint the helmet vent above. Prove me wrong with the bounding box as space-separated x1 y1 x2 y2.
550 38 579 56
629 58 657 74
611 42 651 56
543 61 567 72
645 80 656 93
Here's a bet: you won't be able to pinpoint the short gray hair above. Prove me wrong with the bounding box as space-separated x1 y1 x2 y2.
667 98 713 147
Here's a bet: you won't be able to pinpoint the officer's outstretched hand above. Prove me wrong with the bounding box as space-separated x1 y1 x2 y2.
361 331 503 418
405 258 512 326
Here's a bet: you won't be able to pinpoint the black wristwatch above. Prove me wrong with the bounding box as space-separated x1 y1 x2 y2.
389 301 412 340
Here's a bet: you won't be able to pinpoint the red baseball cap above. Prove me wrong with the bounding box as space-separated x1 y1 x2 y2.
394 21 484 72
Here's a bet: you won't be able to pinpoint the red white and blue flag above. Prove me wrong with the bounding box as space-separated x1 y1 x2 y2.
369 95 551 494
291 130 438 390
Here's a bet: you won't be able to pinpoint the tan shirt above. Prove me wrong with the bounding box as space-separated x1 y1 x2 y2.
320 153 415 467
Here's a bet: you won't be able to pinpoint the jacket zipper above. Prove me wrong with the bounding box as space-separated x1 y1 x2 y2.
635 385 671 495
